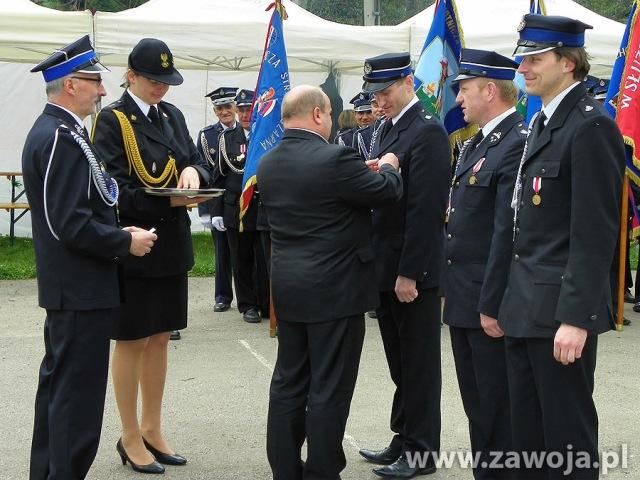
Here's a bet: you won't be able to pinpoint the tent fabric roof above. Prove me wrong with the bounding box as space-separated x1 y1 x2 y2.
400 0 625 77
93 0 409 73
0 0 93 64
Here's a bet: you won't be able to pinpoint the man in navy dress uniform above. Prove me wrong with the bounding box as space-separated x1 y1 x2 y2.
357 53 451 478
197 87 237 313
442 48 526 480
499 15 624 479
23 36 156 479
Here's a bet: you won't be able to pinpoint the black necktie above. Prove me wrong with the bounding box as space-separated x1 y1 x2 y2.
473 130 484 149
530 111 546 145
380 119 393 142
148 105 163 133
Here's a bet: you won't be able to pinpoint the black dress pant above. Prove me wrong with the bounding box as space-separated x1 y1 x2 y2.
450 326 512 480
267 315 365 480
30 309 112 480
212 228 233 304
227 227 268 313
376 287 441 456
505 336 599 480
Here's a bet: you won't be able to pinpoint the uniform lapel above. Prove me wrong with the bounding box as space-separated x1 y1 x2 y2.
121 92 173 150
378 102 421 155
525 84 586 162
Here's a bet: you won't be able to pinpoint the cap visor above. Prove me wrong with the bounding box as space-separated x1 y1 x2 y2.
512 45 557 57
452 73 476 83
138 68 184 86
362 79 397 93
76 60 110 74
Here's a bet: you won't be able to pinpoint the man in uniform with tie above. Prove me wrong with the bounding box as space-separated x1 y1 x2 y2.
23 36 157 479
197 87 238 313
499 15 624 479
442 48 526 480
357 52 451 478
210 89 263 323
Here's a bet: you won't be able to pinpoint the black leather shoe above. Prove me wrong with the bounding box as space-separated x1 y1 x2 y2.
243 307 261 323
143 438 187 466
359 446 402 465
116 438 165 474
633 301 640 313
624 289 636 304
373 455 436 478
169 330 181 340
623 317 631 326
214 302 230 312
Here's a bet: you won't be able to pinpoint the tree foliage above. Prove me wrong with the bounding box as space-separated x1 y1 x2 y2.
32 0 635 23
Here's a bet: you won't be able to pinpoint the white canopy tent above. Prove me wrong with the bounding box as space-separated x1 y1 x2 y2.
0 0 629 236
401 0 625 77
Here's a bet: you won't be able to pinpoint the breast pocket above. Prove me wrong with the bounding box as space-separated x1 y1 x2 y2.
532 262 564 329
525 161 562 206
463 170 494 210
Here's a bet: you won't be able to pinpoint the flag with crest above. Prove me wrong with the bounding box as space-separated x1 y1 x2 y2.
239 1 291 228
413 0 474 149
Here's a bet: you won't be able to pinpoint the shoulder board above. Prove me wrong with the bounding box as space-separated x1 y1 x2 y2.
577 97 601 118
159 100 176 109
102 98 123 111
201 124 217 133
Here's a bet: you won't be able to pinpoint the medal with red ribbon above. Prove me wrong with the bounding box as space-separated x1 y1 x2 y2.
468 157 486 185
532 177 542 205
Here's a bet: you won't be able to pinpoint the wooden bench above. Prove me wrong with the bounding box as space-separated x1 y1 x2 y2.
0 172 29 246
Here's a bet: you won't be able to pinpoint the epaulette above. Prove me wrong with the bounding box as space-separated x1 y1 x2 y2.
577 96 602 118
103 98 124 111
200 124 218 133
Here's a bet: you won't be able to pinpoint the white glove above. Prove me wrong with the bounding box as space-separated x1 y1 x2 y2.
212 216 226 231
199 214 211 229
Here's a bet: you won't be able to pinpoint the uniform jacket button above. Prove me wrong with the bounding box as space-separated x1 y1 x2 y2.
514 254 520 261
590 314 597 320
447 259 452 266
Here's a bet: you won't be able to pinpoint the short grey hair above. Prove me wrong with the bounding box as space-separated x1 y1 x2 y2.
45 76 68 97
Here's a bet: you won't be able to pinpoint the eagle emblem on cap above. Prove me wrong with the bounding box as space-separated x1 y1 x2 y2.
240 92 247 99
364 62 373 75
517 16 526 32
160 53 170 69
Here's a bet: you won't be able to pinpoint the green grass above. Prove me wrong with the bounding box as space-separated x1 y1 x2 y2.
0 236 37 279
0 232 216 280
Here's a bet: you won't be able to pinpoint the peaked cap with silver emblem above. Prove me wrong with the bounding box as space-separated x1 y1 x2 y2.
513 14 592 56
362 52 413 93
453 48 519 83
31 35 108 82
349 92 373 112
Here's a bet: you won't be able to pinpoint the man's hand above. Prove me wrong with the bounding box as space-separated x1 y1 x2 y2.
378 153 399 170
212 216 226 231
553 323 588 365
365 159 380 172
177 166 200 189
124 226 157 257
395 275 418 303
480 313 504 338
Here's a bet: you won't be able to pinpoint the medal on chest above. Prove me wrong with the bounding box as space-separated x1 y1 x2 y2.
532 177 542 206
468 157 486 185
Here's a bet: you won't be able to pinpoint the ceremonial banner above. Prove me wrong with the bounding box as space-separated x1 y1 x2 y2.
605 0 640 185
239 1 291 227
413 0 473 148
515 0 546 123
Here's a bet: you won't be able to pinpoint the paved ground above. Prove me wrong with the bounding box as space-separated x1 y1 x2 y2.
0 277 638 479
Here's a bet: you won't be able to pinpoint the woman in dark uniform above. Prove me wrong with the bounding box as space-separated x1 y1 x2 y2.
92 38 210 474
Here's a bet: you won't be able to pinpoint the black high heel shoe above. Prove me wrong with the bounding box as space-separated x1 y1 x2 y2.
116 438 165 474
143 437 188 466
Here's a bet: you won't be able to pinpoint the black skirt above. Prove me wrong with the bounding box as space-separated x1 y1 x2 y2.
112 273 188 340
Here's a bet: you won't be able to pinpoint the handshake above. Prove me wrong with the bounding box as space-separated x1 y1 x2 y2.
366 153 400 172
200 214 226 231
